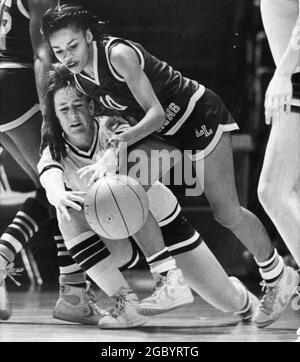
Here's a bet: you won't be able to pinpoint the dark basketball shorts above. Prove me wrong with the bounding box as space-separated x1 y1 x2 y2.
291 72 300 113
162 88 239 161
0 68 40 132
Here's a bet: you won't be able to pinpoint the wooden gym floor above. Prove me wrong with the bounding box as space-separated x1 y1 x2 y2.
0 270 299 343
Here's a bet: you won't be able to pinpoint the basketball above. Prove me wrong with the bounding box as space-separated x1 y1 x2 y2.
84 174 149 239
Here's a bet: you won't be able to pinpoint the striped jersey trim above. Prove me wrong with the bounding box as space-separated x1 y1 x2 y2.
76 41 100 86
105 38 145 83
39 164 64 178
164 85 205 136
17 0 29 19
64 119 99 159
0 104 40 132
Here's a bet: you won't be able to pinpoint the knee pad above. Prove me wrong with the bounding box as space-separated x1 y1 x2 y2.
160 204 203 255
119 236 143 271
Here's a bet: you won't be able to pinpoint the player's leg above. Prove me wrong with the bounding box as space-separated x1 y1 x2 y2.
260 0 298 65
0 132 39 187
258 112 300 267
46 217 103 325
0 68 42 188
195 131 299 327
5 111 42 189
58 209 148 328
104 183 258 320
118 137 194 314
0 196 51 320
129 211 194 315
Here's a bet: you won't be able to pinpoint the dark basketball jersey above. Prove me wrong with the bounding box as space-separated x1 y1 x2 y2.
0 0 33 65
74 37 205 136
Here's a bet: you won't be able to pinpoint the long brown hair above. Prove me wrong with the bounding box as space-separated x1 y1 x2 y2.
42 63 76 159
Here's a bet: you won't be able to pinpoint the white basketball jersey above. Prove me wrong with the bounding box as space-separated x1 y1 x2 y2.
37 117 179 222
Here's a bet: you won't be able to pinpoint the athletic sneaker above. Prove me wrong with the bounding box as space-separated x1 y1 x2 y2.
229 276 259 321
138 268 194 316
291 283 300 311
53 281 107 324
0 259 23 320
98 287 149 329
252 266 299 328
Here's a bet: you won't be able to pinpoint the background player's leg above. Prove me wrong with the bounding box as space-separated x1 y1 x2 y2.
5 111 43 188
258 113 300 267
197 132 299 327
260 0 298 65
0 132 39 187
104 199 257 320
200 132 274 262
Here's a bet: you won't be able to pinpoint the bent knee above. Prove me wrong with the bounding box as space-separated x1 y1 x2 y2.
212 205 243 230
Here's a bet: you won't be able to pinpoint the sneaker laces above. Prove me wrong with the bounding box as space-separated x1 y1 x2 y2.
0 263 23 287
258 280 279 315
83 281 107 316
151 273 169 297
109 288 137 318
110 294 126 318
293 270 300 296
84 281 96 302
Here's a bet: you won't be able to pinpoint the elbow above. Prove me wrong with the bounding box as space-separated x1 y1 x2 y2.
154 107 166 129
33 47 52 67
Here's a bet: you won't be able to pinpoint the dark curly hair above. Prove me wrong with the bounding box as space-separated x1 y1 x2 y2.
42 63 78 158
41 3 106 43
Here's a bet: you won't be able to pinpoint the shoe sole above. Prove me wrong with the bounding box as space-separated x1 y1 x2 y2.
254 270 300 328
53 311 99 325
98 317 149 329
138 295 194 316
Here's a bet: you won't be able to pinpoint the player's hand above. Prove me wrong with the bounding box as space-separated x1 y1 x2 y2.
77 152 118 186
265 72 292 125
54 191 86 221
102 115 129 134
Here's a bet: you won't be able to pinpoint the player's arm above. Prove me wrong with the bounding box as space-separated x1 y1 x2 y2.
38 148 85 220
109 44 166 146
28 0 55 108
275 14 300 77
78 116 130 184
264 14 300 124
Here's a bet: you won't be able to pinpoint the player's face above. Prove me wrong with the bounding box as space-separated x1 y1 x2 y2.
49 26 92 74
54 86 94 141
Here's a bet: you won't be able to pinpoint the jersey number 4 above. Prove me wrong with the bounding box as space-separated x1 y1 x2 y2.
0 0 12 51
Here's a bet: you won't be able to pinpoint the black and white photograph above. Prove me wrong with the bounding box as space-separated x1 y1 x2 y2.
0 0 299 346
